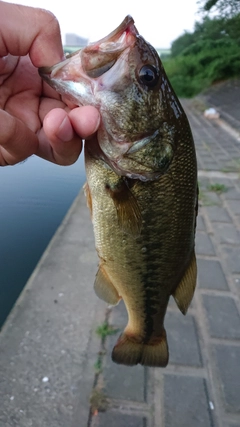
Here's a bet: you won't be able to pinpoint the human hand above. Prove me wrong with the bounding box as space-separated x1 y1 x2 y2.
0 2 100 166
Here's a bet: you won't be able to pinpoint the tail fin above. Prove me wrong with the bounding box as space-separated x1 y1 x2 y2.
112 330 169 367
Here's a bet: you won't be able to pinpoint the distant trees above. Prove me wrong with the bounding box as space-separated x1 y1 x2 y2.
200 0 240 17
162 0 240 97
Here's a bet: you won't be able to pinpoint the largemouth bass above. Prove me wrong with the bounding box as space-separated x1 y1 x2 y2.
39 16 198 367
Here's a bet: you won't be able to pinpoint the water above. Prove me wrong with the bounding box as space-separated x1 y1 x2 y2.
0 154 86 328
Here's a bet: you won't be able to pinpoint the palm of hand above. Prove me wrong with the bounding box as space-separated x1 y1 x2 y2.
0 53 63 135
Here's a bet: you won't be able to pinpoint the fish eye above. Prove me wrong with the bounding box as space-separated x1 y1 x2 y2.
138 65 159 87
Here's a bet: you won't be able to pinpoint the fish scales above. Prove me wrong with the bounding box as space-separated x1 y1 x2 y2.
39 15 198 367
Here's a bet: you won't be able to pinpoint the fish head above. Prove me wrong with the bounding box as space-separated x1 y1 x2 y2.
39 16 185 180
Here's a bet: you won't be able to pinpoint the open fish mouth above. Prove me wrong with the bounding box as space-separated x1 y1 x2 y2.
39 15 138 105
39 16 175 181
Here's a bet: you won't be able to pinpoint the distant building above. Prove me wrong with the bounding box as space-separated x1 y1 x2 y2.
65 33 88 47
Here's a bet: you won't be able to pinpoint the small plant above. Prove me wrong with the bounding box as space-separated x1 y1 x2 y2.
94 359 102 374
95 321 119 339
90 387 108 413
207 183 228 194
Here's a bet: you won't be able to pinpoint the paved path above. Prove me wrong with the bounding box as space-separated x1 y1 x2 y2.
0 92 240 427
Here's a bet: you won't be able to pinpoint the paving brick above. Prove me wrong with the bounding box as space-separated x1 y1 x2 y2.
214 345 240 412
198 177 211 190
165 312 202 367
205 206 231 222
197 259 229 290
224 188 240 200
197 216 206 231
211 223 240 245
103 334 145 402
196 233 215 256
204 191 222 205
110 300 128 328
164 376 213 427
202 295 240 339
204 162 221 171
235 278 240 294
97 412 147 427
222 247 240 274
226 200 240 216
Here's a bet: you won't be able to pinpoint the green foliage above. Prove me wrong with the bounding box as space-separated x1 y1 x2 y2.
207 183 228 193
95 322 119 339
200 0 240 18
163 12 240 97
171 32 195 57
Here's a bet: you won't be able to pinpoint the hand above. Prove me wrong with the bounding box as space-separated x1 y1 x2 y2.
0 2 100 166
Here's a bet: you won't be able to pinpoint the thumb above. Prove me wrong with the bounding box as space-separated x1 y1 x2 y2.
0 110 38 166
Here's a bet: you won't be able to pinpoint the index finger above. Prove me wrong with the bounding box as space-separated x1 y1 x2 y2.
0 1 63 66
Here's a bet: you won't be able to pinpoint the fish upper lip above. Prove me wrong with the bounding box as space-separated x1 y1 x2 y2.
39 15 138 82
87 15 136 48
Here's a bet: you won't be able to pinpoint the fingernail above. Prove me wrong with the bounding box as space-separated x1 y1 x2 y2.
56 116 74 142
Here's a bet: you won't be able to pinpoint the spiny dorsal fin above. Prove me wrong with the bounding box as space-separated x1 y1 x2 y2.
94 265 121 305
172 251 197 315
105 179 142 236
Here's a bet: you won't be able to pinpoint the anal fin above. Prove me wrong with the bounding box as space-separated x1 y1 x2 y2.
173 250 197 315
94 266 121 305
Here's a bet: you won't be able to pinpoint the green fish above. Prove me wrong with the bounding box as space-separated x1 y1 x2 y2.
39 16 198 367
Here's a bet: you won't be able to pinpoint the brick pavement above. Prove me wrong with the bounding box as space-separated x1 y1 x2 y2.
86 99 240 427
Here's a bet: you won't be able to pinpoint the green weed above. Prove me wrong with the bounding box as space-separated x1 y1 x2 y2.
90 387 108 413
207 183 228 194
95 322 119 339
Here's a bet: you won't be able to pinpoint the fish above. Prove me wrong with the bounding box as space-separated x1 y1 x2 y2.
39 15 198 367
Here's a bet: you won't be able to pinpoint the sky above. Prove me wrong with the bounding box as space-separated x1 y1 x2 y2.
7 0 200 48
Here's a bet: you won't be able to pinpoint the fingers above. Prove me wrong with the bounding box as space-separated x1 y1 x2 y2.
0 105 100 167
38 106 100 165
0 2 63 66
69 106 100 139
0 110 38 166
38 108 81 165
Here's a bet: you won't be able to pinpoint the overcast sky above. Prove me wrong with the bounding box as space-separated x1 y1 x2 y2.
7 0 200 48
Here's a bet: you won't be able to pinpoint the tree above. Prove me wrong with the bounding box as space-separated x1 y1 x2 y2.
171 32 195 57
163 6 240 97
199 0 240 18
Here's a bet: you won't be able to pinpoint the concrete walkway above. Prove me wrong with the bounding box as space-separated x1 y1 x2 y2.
0 90 240 427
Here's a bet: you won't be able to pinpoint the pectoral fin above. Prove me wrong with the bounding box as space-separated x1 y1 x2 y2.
173 251 197 315
94 265 121 305
83 182 93 217
105 179 142 236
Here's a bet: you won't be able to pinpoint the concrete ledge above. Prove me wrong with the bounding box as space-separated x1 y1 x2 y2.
0 190 106 427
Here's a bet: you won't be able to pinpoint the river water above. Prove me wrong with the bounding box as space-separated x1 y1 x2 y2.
0 154 86 328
